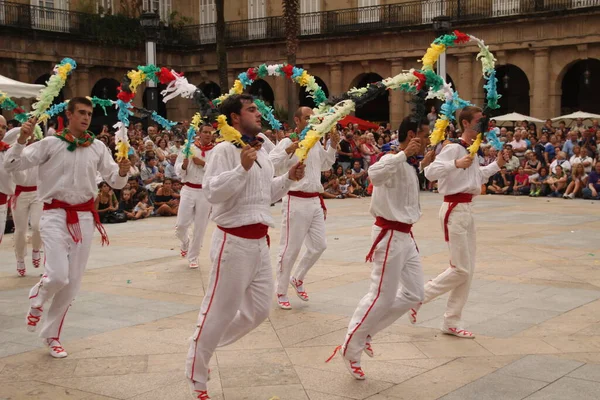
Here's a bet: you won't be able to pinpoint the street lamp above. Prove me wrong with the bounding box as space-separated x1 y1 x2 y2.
433 16 452 85
583 67 591 86
503 74 510 89
140 11 161 113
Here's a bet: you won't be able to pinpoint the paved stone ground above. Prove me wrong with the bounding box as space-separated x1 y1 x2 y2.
1 193 600 400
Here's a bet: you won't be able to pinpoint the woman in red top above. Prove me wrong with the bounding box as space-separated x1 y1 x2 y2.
513 166 530 195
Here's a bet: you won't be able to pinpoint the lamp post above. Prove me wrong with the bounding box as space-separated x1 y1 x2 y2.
432 16 452 85
140 11 161 114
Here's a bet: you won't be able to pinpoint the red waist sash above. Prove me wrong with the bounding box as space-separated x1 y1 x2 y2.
365 217 414 262
442 193 473 242
43 198 109 246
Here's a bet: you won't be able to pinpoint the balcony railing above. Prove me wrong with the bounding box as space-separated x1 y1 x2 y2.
0 0 598 48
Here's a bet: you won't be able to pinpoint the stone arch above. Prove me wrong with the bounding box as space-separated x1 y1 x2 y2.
90 78 120 130
351 72 389 123
560 58 600 114
488 64 530 117
248 79 275 106
298 75 329 108
198 81 221 100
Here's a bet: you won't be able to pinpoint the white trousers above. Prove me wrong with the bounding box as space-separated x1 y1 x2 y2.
12 191 43 261
175 186 211 262
423 202 476 328
186 229 273 391
343 226 424 361
29 210 94 339
275 194 326 294
0 203 7 245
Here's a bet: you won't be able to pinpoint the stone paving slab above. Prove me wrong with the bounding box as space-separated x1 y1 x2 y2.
1 193 600 399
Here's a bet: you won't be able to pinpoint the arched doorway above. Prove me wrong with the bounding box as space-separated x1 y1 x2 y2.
90 78 120 132
489 64 530 117
198 81 221 100
248 79 275 106
425 74 455 116
298 76 329 108
353 73 389 123
561 59 600 114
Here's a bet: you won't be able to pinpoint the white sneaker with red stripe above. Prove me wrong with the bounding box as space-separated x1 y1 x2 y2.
442 326 475 339
277 294 292 310
409 307 419 325
290 277 309 301
32 250 41 268
26 306 43 332
189 259 199 269
325 345 366 380
181 241 189 258
188 380 210 399
364 335 374 358
17 261 26 277
46 338 68 358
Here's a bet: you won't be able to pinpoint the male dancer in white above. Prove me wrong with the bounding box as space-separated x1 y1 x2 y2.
185 94 305 400
269 106 339 309
327 118 434 379
414 106 506 338
4 97 130 358
175 123 214 269
0 116 15 247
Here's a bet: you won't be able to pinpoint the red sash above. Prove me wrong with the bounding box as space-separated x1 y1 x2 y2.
288 191 328 220
442 193 473 242
184 182 202 189
218 223 270 247
43 198 109 246
12 185 37 209
365 217 414 262
0 193 7 206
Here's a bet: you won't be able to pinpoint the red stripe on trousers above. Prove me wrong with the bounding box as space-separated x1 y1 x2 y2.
56 305 70 339
190 231 226 382
343 231 394 357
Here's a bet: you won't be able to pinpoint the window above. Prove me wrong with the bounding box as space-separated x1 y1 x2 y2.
248 0 266 39
492 0 520 16
358 0 379 23
199 0 216 44
300 0 321 35
143 0 172 24
30 0 69 33
421 0 446 24
97 0 114 13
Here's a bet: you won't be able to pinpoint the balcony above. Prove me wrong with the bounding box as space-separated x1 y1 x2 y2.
0 0 598 48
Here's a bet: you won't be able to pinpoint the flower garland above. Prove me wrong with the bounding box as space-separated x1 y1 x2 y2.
31 58 77 122
182 112 203 158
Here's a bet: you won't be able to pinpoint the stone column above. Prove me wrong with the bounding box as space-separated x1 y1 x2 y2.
327 62 343 97
531 48 549 118
15 60 33 111
388 58 405 128
76 66 91 97
456 54 473 101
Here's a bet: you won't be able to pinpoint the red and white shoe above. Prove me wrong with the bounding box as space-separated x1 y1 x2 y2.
17 261 26 277
325 345 366 380
46 338 68 358
277 294 292 310
409 304 421 325
181 241 189 258
442 327 475 339
290 277 309 302
26 306 43 332
192 390 210 400
364 335 374 358
189 259 199 269
32 250 41 268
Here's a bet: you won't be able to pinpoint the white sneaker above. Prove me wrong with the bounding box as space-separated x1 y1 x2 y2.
188 379 210 399
569 193 575 199
277 294 292 310
26 306 43 332
290 277 309 301
189 259 199 269
17 261 26 277
46 338 68 358
364 335 374 358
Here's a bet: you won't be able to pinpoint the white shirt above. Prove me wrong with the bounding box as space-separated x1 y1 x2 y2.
509 139 527 153
550 159 571 174
424 143 500 196
369 151 420 224
203 141 293 228
570 155 593 173
164 162 178 180
175 143 213 184
46 127 56 137
13 165 38 187
0 151 15 195
4 137 127 204
258 133 275 154
269 138 336 193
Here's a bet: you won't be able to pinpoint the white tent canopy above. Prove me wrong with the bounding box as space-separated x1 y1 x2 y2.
551 111 600 122
0 75 44 98
492 112 545 125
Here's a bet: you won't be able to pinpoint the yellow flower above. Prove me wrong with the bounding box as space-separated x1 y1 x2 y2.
191 112 202 130
232 80 243 95
295 130 321 162
468 133 483 157
126 70 147 94
115 141 129 162
429 117 449 146
420 43 446 71
216 115 243 146
297 71 311 87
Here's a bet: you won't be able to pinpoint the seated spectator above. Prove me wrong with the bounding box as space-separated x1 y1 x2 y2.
134 192 154 218
338 176 359 198
128 154 141 179
141 157 164 191
550 151 571 174
504 146 520 172
119 189 139 220
541 119 555 136
563 163 587 199
571 147 593 173
155 138 170 162
582 162 600 200
171 180 182 199
164 153 179 180
344 168 363 196
95 182 123 224
154 178 179 216
334 165 344 178
351 160 367 188
322 176 342 199
513 167 530 195
530 166 550 197
487 167 513 195
545 165 568 197
321 169 333 186
170 138 184 154
562 132 578 158
523 150 541 176
554 120 568 137
509 131 528 159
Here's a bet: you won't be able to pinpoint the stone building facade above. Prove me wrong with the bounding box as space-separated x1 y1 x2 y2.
0 0 599 128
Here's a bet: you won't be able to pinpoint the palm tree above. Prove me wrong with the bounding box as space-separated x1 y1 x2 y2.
216 0 228 92
283 0 299 123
